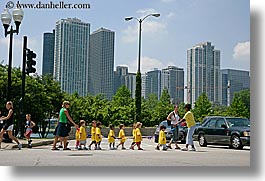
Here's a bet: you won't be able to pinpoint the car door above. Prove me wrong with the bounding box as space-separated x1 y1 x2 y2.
214 118 229 144
203 118 217 143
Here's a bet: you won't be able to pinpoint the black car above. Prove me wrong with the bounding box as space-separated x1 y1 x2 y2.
154 120 187 143
193 116 250 149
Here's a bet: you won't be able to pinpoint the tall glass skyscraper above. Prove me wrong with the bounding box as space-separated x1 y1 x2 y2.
146 68 161 99
54 18 90 96
42 30 55 76
187 42 221 106
161 66 184 104
89 28 115 100
221 69 250 106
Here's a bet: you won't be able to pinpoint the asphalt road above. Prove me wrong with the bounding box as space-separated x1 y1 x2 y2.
0 138 250 166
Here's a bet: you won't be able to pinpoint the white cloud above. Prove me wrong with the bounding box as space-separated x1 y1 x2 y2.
233 41 250 60
127 56 174 73
166 12 176 18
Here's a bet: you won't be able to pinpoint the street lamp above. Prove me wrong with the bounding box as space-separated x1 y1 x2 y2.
125 13 160 122
1 8 24 101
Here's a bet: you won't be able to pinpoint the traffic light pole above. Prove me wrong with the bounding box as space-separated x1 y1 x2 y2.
19 36 27 138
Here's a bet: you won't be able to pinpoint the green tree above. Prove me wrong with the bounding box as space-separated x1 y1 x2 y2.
135 72 141 122
228 91 249 118
193 92 212 122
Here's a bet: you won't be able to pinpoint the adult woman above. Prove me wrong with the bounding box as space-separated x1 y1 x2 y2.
166 105 181 149
180 103 196 151
51 101 78 150
0 101 22 149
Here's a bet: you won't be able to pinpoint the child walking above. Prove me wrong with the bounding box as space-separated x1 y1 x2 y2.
108 124 116 150
78 120 88 150
75 124 80 149
156 125 167 151
131 122 143 150
130 123 136 150
24 114 35 148
116 124 126 150
88 120 96 150
95 121 102 150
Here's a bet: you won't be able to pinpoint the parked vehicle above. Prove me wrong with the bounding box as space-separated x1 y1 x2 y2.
193 116 250 149
154 120 191 143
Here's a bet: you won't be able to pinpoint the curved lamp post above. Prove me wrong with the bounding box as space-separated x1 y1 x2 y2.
125 13 160 122
1 8 24 101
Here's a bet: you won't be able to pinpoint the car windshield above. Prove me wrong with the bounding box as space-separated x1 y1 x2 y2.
226 118 250 127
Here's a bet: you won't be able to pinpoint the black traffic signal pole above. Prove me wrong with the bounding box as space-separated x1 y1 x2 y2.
19 36 27 138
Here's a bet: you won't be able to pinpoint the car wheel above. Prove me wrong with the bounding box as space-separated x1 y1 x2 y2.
198 134 207 147
230 135 243 149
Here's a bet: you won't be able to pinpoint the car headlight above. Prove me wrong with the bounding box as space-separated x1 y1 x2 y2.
243 131 250 136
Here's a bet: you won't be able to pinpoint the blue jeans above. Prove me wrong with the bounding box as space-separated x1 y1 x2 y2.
186 125 196 145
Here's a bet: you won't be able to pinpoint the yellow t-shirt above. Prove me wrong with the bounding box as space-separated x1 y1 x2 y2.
108 130 115 143
159 130 166 145
135 128 142 142
119 129 126 143
75 128 80 141
183 111 196 128
79 126 87 141
132 128 136 142
91 127 96 141
95 127 102 142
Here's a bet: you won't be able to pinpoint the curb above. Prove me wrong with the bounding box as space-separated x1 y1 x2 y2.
11 140 54 149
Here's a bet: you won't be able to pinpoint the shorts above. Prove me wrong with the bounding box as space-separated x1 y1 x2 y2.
54 123 69 137
24 129 32 138
3 124 13 131
79 140 86 145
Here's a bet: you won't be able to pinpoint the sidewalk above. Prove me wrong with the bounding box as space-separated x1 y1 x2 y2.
1 138 54 150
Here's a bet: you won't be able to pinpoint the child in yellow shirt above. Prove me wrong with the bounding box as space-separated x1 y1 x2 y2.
95 121 102 150
75 126 80 149
130 123 136 150
131 122 143 150
88 120 96 150
108 124 116 150
156 125 167 151
78 120 88 150
116 124 126 150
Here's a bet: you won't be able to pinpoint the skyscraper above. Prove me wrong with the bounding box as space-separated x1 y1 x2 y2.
187 42 221 106
161 66 184 104
124 73 136 98
54 18 90 96
90 28 115 100
221 69 250 106
42 30 55 76
114 66 128 94
146 68 161 99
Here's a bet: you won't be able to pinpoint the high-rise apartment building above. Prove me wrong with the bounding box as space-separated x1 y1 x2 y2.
124 73 136 98
54 18 90 96
90 28 115 100
161 66 184 104
187 42 221 106
146 68 161 99
42 30 55 75
114 66 128 94
221 69 250 106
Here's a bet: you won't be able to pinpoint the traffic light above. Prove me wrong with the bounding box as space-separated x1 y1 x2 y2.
26 49 36 74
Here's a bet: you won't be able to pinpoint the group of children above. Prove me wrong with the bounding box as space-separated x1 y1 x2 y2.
74 120 144 150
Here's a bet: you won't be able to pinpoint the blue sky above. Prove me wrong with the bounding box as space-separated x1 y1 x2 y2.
0 0 250 75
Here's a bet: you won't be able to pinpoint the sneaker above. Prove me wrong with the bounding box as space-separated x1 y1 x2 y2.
78 147 83 150
167 145 172 149
155 146 160 150
51 147 60 151
189 147 196 151
175 146 181 150
181 147 188 151
27 144 32 148
18 143 22 150
83 147 88 150
138 148 143 150
162 148 167 151
122 147 126 150
58 145 63 148
63 148 71 150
